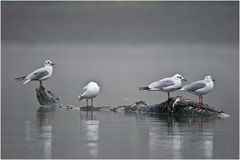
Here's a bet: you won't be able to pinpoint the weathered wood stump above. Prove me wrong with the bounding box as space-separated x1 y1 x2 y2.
36 87 60 106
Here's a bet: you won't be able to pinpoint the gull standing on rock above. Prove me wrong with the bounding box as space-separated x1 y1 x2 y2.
139 74 187 99
78 81 100 112
180 75 215 104
15 60 54 90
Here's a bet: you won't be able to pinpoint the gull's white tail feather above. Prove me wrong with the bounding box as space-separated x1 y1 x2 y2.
23 79 31 84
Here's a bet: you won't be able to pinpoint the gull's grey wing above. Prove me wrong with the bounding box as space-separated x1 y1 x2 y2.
150 79 175 89
81 85 88 94
185 81 206 92
31 70 49 80
159 80 175 88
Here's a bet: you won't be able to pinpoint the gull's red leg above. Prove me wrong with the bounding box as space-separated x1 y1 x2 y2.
199 96 203 105
39 81 45 90
91 98 93 118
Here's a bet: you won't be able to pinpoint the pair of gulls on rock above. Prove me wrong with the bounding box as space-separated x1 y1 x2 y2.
16 60 215 106
140 74 215 104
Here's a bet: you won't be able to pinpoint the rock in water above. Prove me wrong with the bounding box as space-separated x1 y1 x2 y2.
117 96 227 117
36 87 60 106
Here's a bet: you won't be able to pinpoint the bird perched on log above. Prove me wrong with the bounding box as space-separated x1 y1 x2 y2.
78 81 100 112
180 75 215 104
139 74 187 99
15 60 54 90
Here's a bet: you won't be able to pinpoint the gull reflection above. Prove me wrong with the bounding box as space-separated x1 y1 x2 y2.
80 115 99 158
36 107 55 159
149 114 213 159
202 132 213 158
128 113 214 159
24 106 55 159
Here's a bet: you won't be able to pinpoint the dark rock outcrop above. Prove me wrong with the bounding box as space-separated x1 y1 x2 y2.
111 96 227 117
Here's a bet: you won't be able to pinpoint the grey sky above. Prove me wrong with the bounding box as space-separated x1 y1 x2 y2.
2 1 238 44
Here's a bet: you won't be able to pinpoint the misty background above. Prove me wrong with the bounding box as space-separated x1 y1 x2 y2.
2 2 238 115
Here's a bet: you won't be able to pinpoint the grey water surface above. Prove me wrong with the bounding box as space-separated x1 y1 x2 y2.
1 100 238 159
2 1 239 159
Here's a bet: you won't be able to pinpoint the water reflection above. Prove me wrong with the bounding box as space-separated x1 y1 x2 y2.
125 113 214 159
36 107 55 159
24 106 55 159
80 113 99 158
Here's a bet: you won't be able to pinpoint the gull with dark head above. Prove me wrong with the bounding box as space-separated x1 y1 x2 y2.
180 75 215 104
78 81 100 111
139 74 187 99
15 60 54 90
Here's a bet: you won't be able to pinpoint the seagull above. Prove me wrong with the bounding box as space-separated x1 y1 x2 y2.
180 75 215 104
15 60 54 90
77 81 100 111
139 74 187 99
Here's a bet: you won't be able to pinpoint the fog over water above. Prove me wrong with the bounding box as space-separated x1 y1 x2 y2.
2 43 238 110
1 1 239 159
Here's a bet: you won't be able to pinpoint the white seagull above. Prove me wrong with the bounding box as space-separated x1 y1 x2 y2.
78 81 100 110
139 74 187 99
180 75 215 104
15 60 54 90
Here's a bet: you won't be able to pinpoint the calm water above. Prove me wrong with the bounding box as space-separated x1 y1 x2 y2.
1 92 238 159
